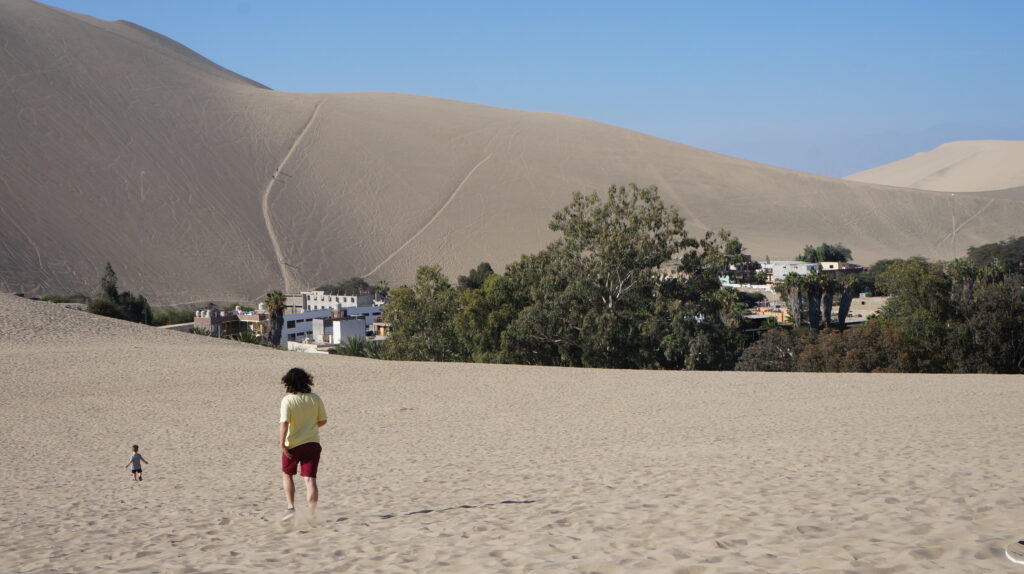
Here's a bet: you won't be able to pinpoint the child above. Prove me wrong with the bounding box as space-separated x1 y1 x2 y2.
124 445 148 481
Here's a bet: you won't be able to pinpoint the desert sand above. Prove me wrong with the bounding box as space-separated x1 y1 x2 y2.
846 140 1024 193
2 293 1022 573
4 0 1024 304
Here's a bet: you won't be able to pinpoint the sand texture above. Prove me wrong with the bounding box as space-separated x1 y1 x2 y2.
4 0 1024 304
846 140 1024 193
2 293 1022 573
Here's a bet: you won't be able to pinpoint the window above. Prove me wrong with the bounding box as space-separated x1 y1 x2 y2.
287 320 296 328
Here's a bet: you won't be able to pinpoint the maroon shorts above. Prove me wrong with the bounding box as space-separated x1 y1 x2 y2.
282 442 321 477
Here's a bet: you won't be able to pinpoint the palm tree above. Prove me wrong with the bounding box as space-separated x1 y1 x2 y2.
803 270 826 330
835 275 861 330
231 330 265 345
265 290 286 347
779 273 805 327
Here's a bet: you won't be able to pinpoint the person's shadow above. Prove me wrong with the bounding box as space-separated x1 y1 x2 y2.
334 499 538 522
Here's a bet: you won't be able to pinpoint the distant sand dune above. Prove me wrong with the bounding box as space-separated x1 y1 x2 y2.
2 293 1023 573
846 140 1024 192
4 0 1024 305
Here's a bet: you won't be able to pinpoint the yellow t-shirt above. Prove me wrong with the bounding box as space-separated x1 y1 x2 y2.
279 392 327 448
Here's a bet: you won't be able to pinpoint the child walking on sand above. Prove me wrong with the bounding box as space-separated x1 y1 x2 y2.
124 445 148 481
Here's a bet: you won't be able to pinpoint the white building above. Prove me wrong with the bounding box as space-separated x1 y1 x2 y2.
278 308 332 346
759 261 821 283
312 314 366 345
820 261 863 272
300 291 377 310
275 291 386 346
288 291 384 331
341 305 384 330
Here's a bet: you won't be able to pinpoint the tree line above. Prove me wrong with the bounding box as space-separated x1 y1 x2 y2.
55 186 1024 374
739 257 1024 373
375 184 1024 374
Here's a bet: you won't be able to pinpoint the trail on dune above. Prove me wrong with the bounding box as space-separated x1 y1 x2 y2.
362 153 493 279
261 99 323 292
934 196 996 252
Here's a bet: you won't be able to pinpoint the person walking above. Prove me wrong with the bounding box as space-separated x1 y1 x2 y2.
124 444 148 481
279 367 327 521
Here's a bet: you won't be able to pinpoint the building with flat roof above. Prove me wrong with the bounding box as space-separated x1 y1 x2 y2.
297 291 378 311
278 308 332 347
193 305 268 338
760 261 821 283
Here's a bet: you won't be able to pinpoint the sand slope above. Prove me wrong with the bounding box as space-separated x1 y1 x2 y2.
2 294 1022 573
4 0 1024 304
846 140 1024 193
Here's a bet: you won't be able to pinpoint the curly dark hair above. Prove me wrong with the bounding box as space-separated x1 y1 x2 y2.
281 367 313 394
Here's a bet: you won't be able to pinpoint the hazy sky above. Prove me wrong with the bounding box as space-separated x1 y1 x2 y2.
44 0 1024 177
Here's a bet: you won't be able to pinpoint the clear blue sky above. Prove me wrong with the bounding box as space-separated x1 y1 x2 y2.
45 0 1024 177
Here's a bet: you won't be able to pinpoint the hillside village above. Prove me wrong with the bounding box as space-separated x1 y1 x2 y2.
186 290 389 352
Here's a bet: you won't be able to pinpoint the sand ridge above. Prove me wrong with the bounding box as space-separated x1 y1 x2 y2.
846 140 1024 193
1 293 1022 573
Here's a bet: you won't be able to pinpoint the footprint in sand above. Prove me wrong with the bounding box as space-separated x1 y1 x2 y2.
909 546 945 560
796 525 829 537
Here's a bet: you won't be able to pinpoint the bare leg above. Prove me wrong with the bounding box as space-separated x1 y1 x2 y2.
282 473 295 509
304 476 318 513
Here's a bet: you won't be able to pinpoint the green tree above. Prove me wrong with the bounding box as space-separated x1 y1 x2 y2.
100 262 118 300
381 185 751 370
859 258 898 295
375 280 390 300
457 262 495 290
265 290 286 348
778 273 807 327
790 320 901 373
87 262 151 323
331 336 383 358
231 331 265 345
735 328 817 371
967 236 1024 273
383 265 466 362
658 229 750 369
874 257 952 372
796 243 852 263
317 277 372 294
150 308 196 326
956 274 1024 373
778 269 860 331
454 273 525 362
498 184 695 368
834 275 863 330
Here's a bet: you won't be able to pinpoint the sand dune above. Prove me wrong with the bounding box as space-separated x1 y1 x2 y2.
2 293 1023 573
846 140 1024 193
4 0 1024 305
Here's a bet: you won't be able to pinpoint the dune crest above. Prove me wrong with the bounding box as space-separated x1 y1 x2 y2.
846 140 1024 192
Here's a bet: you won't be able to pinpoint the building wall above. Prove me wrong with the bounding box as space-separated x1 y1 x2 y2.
193 310 242 337
302 291 375 310
279 308 332 346
332 318 366 344
761 261 821 282
338 305 384 328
